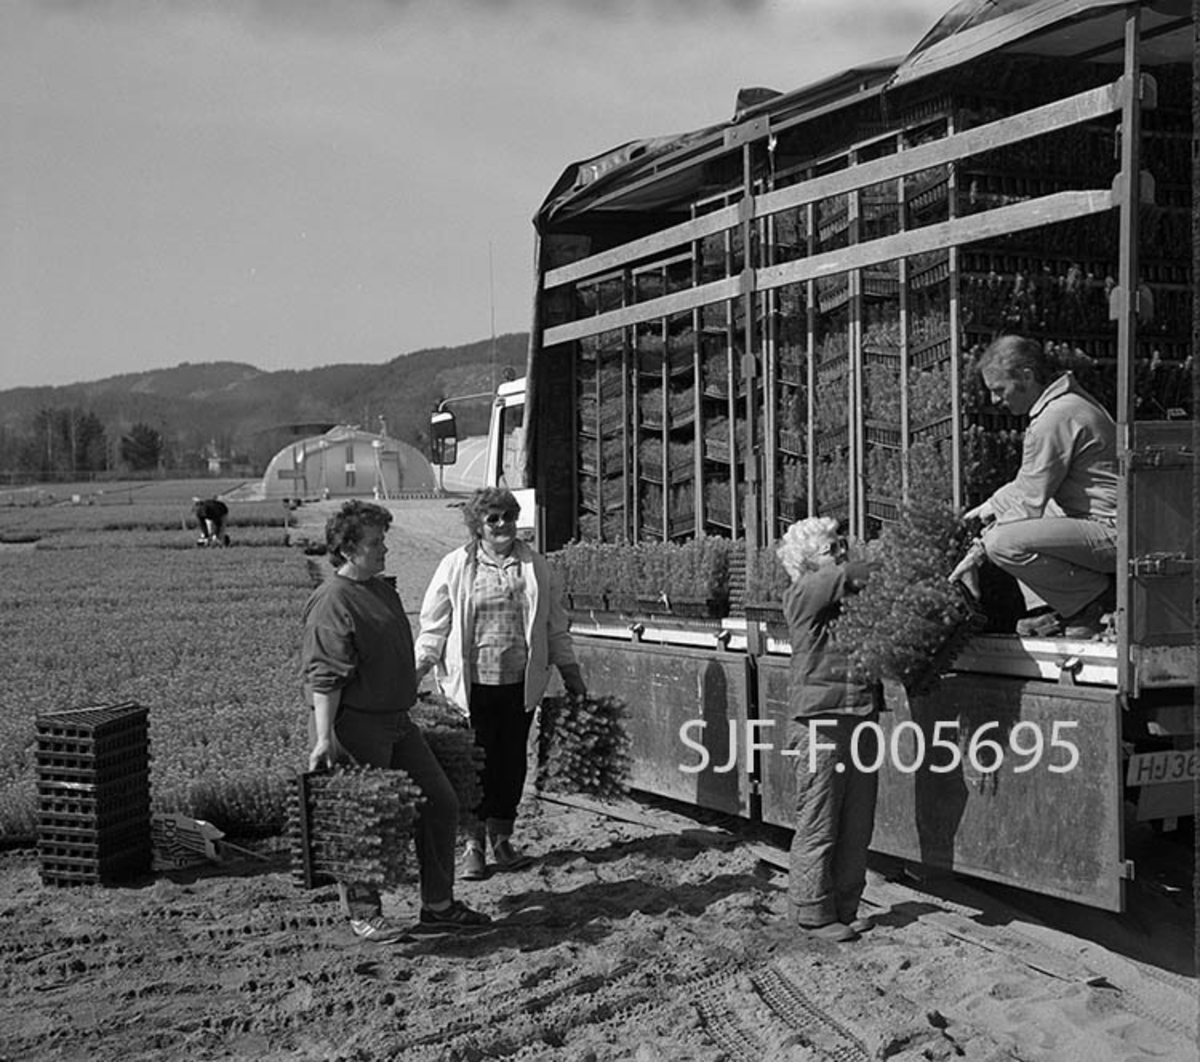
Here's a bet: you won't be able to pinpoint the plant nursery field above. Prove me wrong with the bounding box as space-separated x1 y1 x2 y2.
0 496 1194 1062
0 479 288 542
0 515 308 840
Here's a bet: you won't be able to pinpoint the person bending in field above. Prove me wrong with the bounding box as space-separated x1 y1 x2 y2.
193 497 230 547
780 516 880 944
302 499 489 942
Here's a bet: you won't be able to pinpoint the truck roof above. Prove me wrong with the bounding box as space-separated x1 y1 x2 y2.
893 0 1192 87
535 0 1192 229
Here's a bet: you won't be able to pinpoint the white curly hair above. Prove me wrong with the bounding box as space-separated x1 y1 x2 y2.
777 516 840 580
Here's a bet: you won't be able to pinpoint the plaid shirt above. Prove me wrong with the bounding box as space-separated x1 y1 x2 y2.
470 551 528 685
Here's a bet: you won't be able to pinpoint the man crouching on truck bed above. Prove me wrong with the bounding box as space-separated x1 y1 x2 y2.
950 334 1118 639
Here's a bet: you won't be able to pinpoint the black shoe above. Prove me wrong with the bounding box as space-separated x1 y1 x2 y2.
1062 596 1110 640
490 838 533 871
418 900 491 932
798 920 858 942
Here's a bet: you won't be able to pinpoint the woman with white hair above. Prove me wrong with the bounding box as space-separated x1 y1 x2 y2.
779 515 880 943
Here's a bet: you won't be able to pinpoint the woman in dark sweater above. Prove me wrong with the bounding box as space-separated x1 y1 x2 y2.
302 500 488 942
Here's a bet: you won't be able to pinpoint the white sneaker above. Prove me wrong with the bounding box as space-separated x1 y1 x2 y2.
461 842 487 880
348 916 409 944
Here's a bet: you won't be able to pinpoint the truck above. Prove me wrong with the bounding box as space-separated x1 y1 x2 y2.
432 0 1195 911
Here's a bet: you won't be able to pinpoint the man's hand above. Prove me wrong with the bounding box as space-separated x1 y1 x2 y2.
962 501 994 525
948 540 985 600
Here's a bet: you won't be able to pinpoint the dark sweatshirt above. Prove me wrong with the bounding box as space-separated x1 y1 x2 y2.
782 561 877 719
301 574 417 716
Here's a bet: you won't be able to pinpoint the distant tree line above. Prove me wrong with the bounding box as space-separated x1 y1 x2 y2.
0 333 530 484
0 406 177 483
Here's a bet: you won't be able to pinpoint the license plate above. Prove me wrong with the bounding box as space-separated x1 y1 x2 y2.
1125 749 1199 787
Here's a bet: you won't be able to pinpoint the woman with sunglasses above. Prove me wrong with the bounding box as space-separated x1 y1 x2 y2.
415 487 586 880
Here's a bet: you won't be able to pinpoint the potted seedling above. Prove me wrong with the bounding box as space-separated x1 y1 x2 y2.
669 535 732 618
743 545 791 629
636 541 676 615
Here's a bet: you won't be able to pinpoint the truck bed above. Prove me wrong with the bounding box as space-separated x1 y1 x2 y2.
565 612 1195 690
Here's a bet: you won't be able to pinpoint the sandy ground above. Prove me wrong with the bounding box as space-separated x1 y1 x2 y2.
1 496 1195 1062
2 797 1195 1062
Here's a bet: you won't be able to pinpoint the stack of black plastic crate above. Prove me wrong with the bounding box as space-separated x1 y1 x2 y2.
35 702 151 887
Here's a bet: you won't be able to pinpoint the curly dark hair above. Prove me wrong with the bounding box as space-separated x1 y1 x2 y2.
325 500 392 567
462 487 520 539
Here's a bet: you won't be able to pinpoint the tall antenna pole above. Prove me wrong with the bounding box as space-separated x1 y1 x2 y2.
489 239 497 392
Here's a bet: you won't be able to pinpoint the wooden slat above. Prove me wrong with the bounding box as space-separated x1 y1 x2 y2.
756 80 1124 219
757 190 1115 291
543 80 1124 292
544 275 742 347
544 190 1115 346
547 206 739 289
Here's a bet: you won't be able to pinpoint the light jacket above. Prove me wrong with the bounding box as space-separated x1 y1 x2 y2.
415 540 578 713
986 372 1118 524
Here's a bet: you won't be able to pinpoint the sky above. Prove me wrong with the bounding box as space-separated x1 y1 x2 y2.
1 0 955 391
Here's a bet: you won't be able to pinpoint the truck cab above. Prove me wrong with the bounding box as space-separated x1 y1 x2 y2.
429 376 536 537
485 376 534 535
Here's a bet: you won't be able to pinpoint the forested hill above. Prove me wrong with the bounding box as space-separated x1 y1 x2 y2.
0 333 529 475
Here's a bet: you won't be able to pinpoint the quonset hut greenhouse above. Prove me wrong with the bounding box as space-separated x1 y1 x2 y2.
260 425 435 500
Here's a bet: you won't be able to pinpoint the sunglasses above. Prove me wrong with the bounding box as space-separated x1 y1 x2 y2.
819 537 848 556
484 512 519 526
